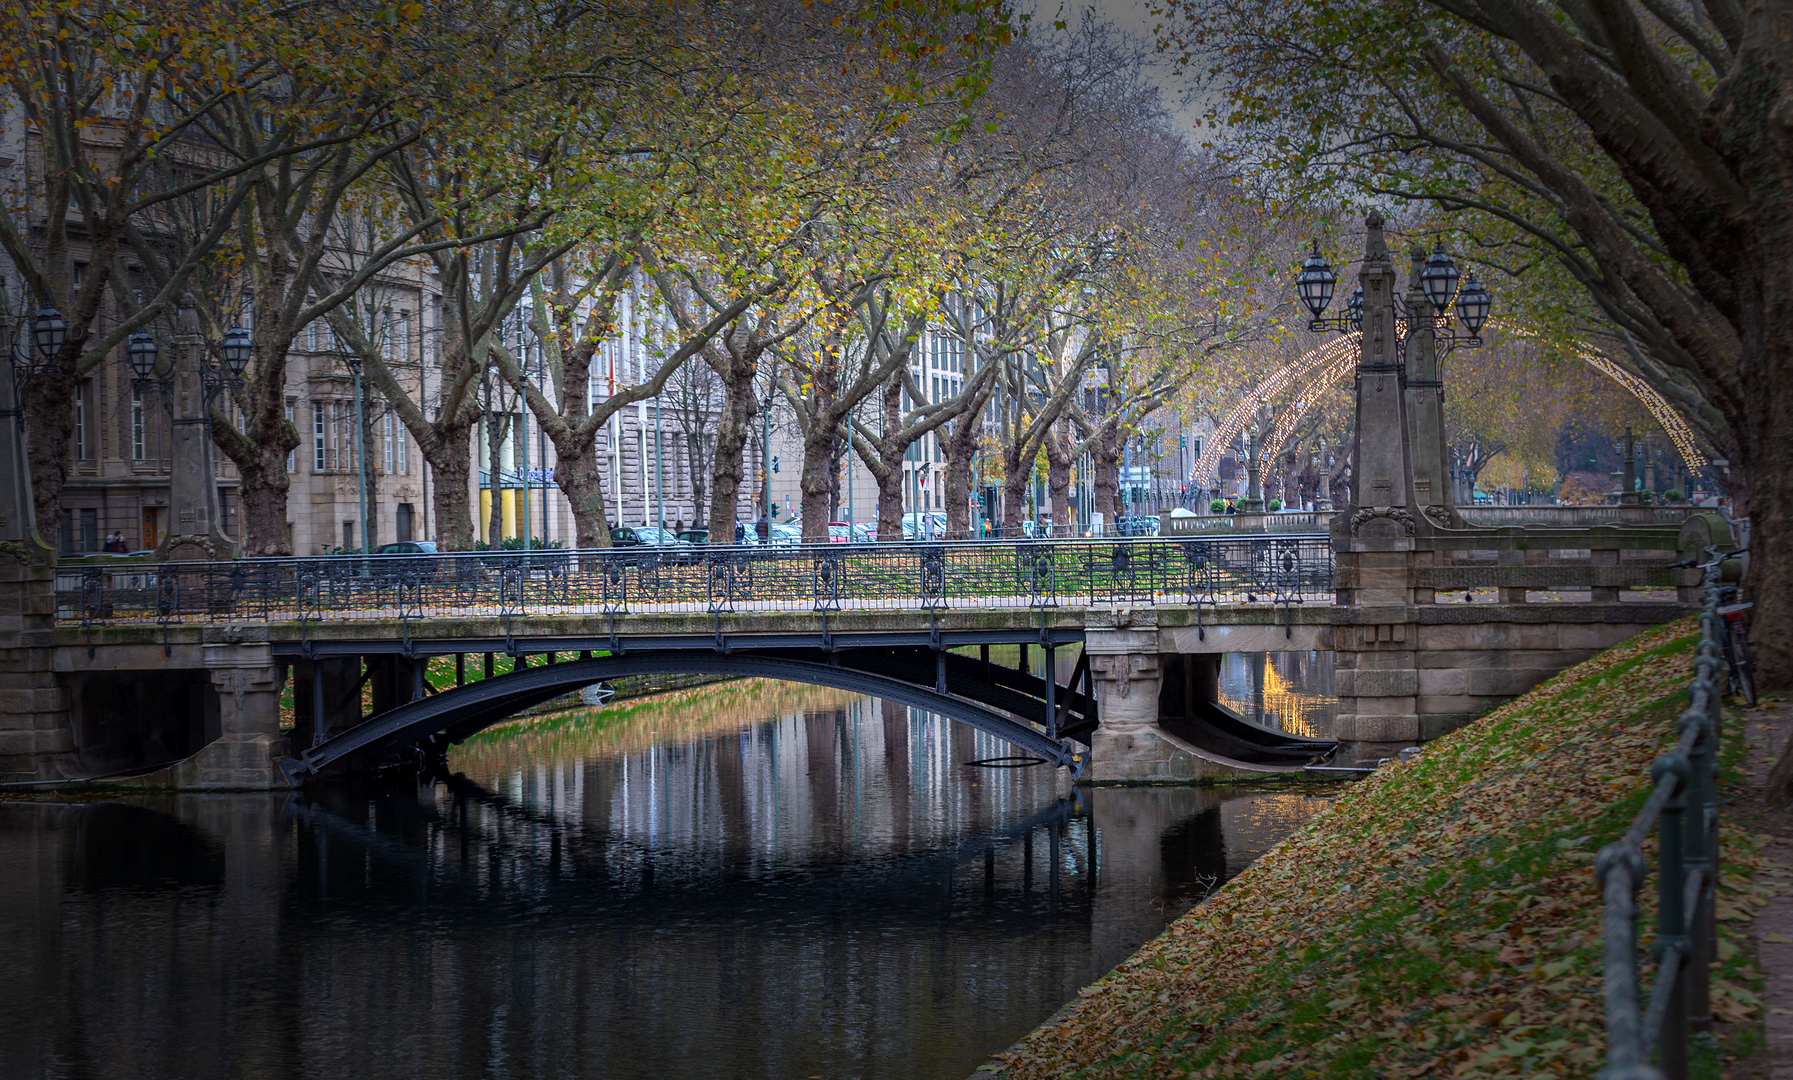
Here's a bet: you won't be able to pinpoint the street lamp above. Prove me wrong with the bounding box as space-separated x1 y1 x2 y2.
1420 244 1459 312
1296 245 1337 326
28 305 66 375
1455 274 1491 337
1299 238 1490 350
342 349 370 553
126 332 159 380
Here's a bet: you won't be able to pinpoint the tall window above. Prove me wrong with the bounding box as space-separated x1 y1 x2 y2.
285 399 296 471
382 412 394 472
396 312 409 362
396 420 408 474
131 387 145 461
312 400 327 471
381 309 394 361
307 322 317 351
73 381 89 459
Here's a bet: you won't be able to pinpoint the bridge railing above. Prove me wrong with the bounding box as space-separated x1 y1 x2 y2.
52 534 1337 628
1596 564 1726 1080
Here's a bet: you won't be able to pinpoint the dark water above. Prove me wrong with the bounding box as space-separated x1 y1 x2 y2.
0 682 1330 1080
1218 651 1338 739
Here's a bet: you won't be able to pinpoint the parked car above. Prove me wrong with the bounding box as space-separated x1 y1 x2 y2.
372 540 439 579
825 522 877 544
676 528 709 545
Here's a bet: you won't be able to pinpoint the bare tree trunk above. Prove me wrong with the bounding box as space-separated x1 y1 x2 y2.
708 352 759 534
427 424 477 551
874 376 907 541
1092 424 1121 525
1045 426 1073 536
797 366 839 542
485 410 508 545
360 403 381 549
686 432 709 528
553 438 613 548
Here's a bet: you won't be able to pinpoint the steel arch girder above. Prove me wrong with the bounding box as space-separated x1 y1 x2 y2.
279 651 1084 785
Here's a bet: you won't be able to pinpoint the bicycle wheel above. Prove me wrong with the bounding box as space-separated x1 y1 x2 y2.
1728 617 1759 706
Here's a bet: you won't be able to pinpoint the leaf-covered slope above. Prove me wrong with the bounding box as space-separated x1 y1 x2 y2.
990 617 1761 1078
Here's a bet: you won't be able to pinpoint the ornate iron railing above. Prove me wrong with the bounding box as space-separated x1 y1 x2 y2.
52 534 1336 629
1596 561 1727 1079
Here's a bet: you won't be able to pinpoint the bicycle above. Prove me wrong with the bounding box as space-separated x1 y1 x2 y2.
1668 548 1757 705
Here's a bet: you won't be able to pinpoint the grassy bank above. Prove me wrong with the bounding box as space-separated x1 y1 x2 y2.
989 617 1772 1078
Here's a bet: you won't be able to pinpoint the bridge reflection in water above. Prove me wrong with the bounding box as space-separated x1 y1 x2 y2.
0 682 1331 1080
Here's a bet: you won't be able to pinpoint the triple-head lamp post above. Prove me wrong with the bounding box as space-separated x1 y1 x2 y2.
1297 239 1492 344
1293 225 1494 521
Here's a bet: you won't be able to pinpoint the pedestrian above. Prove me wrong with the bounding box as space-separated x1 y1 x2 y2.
104 530 128 553
735 520 746 543
674 518 684 535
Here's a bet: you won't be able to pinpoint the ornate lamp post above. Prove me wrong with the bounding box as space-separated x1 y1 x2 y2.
1296 222 1492 525
135 298 246 559
1240 404 1272 513
0 305 67 557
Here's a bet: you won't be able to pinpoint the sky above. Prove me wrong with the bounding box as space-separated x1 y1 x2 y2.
1027 0 1217 140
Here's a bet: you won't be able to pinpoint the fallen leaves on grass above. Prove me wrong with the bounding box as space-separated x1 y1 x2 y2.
987 618 1765 1079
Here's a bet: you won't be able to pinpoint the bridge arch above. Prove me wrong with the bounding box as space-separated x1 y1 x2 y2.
279 648 1096 786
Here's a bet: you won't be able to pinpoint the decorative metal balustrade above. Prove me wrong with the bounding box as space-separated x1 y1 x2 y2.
1596 561 1728 1080
53 535 1336 634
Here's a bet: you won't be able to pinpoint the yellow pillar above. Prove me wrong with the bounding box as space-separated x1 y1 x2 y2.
478 490 492 543
501 489 517 539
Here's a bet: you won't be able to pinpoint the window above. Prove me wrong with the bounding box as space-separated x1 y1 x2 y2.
382 412 394 472
285 399 296 472
70 262 85 295
73 381 89 459
396 503 414 543
396 312 409 362
312 400 327 471
396 419 408 475
130 388 145 461
307 322 317 351
381 310 394 361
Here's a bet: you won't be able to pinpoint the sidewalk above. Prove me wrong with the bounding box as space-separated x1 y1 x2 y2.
1738 700 1793 1079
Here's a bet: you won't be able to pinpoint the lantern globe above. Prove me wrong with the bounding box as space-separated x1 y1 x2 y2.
1455 275 1492 335
1346 285 1364 331
1295 246 1336 318
221 326 253 375
1420 243 1459 313
126 332 159 379
31 305 66 361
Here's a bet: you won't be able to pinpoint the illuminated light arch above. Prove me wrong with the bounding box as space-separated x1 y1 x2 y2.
1192 329 1708 491
1189 334 1357 490
1575 349 1707 470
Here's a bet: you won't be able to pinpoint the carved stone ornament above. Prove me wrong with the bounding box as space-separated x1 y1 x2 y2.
1349 505 1416 536
160 533 225 561
1090 653 1159 699
1421 504 1454 529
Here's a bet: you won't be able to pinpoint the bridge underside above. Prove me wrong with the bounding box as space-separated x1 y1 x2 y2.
276 638 1099 786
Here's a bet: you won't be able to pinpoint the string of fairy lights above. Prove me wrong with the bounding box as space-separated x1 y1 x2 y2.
1188 326 1708 495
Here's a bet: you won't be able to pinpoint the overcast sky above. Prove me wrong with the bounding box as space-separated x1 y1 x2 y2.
1026 0 1216 139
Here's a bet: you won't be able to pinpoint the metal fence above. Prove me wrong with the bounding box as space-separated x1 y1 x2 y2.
53 534 1336 632
1596 564 1727 1079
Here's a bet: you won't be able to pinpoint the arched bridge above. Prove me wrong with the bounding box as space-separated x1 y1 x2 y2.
279 640 1100 784
19 518 1704 790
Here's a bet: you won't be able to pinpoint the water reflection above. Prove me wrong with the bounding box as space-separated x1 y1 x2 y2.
0 681 1331 1080
1218 651 1338 738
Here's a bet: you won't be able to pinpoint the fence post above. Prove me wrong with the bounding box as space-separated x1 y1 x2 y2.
1678 706 1714 1031
1653 752 1691 1080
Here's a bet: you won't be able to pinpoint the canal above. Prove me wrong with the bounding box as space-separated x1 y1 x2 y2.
0 677 1332 1080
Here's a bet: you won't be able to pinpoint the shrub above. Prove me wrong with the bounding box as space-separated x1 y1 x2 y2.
1662 489 1683 503
1209 498 1227 513
1267 498 1282 512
